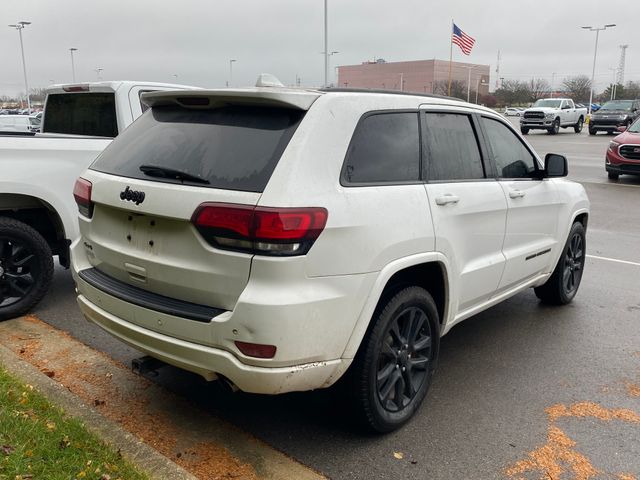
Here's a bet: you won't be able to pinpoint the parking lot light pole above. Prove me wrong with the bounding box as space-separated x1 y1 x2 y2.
228 59 236 87
8 21 32 112
582 24 616 116
69 48 78 83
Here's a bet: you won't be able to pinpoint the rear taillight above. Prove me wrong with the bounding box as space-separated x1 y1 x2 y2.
192 203 328 256
73 177 93 218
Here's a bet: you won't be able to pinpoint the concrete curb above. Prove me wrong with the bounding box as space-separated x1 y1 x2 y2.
0 342 198 480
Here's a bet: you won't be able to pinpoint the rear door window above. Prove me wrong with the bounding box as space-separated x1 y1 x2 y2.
91 105 304 193
423 112 486 181
342 112 420 184
43 93 117 137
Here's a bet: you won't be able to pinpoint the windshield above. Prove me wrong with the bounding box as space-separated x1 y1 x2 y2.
599 100 633 111
533 99 561 108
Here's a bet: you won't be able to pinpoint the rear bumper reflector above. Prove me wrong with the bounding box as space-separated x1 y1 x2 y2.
78 267 225 322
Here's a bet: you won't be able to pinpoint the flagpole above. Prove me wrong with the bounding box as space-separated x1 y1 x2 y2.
448 19 453 96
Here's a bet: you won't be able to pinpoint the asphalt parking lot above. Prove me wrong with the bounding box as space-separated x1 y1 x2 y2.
31 119 640 479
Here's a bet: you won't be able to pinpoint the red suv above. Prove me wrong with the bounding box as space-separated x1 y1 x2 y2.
606 118 640 180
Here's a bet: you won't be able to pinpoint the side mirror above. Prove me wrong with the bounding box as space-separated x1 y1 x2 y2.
545 153 568 177
617 126 628 133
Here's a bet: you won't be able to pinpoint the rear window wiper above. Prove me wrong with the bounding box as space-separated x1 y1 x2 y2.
139 164 210 184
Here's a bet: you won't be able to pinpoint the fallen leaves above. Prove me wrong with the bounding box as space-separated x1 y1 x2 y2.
506 402 640 480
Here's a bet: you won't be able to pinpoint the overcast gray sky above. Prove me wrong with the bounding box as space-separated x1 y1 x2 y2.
2 0 638 96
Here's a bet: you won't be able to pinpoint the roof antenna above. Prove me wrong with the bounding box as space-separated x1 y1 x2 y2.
255 73 285 87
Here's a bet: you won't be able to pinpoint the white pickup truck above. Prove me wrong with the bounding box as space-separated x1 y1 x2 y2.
520 98 587 135
0 81 196 320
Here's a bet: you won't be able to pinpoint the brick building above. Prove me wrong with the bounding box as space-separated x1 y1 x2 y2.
337 59 490 98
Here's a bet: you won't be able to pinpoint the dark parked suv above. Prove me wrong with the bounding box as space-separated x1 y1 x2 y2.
589 99 640 135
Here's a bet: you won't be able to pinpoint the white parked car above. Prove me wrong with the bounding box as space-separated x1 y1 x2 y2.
71 82 590 432
0 114 33 133
504 107 523 117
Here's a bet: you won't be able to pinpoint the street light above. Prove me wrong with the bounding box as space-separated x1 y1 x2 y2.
323 0 328 87
582 24 616 116
69 48 78 83
321 51 339 87
8 21 32 112
228 59 236 87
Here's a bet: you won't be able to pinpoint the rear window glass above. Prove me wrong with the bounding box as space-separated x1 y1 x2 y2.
43 93 117 137
91 105 304 192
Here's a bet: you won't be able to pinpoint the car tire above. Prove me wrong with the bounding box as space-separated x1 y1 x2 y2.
548 118 560 135
520 127 529 135
348 286 440 433
574 117 584 133
588 126 597 135
0 218 53 321
516 113 521 117
534 221 586 306
608 172 619 180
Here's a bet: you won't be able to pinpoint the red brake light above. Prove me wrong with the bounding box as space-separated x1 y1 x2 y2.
62 85 90 92
235 341 277 359
192 203 328 256
73 177 93 217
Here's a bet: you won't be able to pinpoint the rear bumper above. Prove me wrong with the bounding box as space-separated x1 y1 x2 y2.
71 238 376 393
76 294 348 393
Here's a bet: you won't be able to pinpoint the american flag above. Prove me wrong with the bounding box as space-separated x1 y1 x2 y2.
452 23 475 55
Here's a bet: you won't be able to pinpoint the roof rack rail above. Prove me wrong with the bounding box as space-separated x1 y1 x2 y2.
318 87 462 102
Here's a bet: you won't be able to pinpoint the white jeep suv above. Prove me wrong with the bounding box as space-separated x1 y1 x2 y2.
71 85 589 432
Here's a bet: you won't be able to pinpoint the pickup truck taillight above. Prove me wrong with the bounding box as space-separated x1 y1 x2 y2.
73 177 94 218
192 203 328 256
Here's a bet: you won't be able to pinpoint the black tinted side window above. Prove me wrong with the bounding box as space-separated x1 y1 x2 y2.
481 117 537 179
343 112 420 184
423 113 485 181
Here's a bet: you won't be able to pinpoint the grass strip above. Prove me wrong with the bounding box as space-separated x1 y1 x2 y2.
0 364 149 480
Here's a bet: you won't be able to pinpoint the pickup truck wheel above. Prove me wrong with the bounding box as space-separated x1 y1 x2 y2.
0 218 53 321
520 127 529 135
534 222 585 305
349 286 440 433
588 126 597 135
574 117 584 133
548 118 560 135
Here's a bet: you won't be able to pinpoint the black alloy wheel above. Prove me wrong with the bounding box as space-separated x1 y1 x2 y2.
349 286 440 433
376 306 433 412
0 218 53 321
534 221 586 305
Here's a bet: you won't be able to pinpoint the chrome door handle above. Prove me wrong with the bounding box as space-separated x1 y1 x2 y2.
435 194 460 206
509 190 526 199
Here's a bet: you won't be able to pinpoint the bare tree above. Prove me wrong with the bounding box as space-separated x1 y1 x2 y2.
624 81 640 99
528 78 550 101
432 80 467 100
495 80 532 106
562 75 591 102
